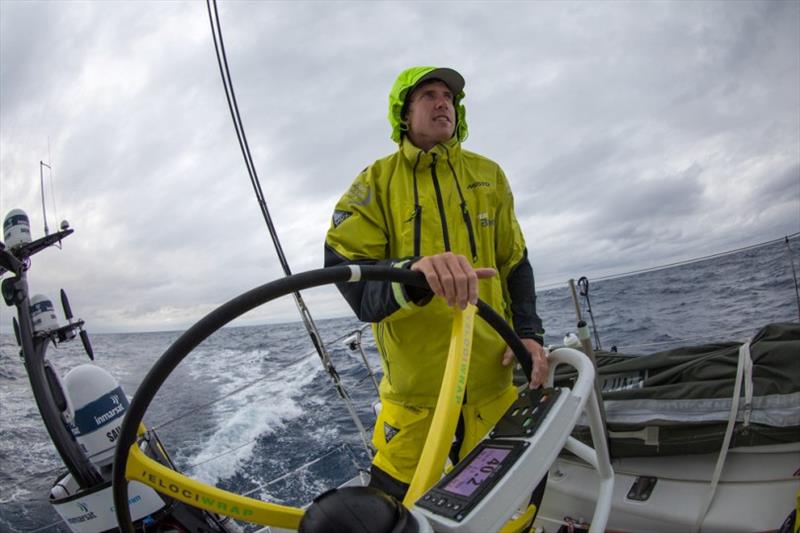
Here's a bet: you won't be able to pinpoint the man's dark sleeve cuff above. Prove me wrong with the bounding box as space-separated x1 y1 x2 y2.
526 333 545 346
399 257 434 305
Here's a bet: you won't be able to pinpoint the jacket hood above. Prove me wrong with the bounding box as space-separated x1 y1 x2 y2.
388 66 468 144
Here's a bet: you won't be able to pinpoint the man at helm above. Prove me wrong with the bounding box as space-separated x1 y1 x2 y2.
325 66 548 500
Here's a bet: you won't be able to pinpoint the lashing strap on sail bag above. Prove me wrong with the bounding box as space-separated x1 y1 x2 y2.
693 338 753 532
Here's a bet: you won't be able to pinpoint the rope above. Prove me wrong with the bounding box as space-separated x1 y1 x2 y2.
205 0 373 457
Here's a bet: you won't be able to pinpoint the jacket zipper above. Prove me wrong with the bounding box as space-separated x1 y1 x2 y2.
412 151 478 262
411 152 423 257
430 153 451 251
447 159 478 263
462 207 478 263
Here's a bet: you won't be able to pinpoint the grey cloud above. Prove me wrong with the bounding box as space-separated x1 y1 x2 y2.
757 164 800 206
2 0 798 333
600 163 705 220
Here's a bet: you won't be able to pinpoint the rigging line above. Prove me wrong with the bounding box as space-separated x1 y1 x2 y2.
206 0 287 272
204 0 373 456
784 236 800 321
206 0 325 363
149 348 314 433
3 464 75 494
4 329 370 506
13 342 372 509
239 443 358 499
148 325 368 434
615 326 756 352
588 233 800 282
157 341 371 476
47 139 58 228
38 161 50 236
18 521 61 533
537 232 800 290
150 372 266 433
183 437 258 473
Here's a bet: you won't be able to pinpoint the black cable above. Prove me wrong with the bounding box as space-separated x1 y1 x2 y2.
209 0 372 466
206 1 277 262
204 0 362 441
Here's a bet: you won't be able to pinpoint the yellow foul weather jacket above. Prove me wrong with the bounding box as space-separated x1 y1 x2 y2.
325 137 543 408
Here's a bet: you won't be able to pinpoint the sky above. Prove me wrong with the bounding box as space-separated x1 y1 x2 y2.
1 0 798 334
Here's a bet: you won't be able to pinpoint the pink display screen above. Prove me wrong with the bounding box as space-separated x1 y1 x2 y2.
442 447 511 497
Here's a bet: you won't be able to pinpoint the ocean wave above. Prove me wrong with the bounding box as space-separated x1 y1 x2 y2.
2 243 797 530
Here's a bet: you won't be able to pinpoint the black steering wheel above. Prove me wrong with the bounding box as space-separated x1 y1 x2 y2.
111 265 533 531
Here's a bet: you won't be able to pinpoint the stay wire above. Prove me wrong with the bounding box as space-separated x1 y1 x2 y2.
17 520 62 533
784 236 800 321
537 232 800 291
586 233 800 283
239 443 364 499
204 0 373 457
47 139 59 231
149 326 368 434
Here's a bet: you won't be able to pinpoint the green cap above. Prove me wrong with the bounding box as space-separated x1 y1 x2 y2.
388 66 468 144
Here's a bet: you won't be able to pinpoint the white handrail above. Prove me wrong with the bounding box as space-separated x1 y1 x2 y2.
547 348 615 533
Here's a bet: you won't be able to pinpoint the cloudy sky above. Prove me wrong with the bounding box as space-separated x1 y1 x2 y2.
1 0 798 334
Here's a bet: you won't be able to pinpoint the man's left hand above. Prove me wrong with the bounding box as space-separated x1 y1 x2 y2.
502 338 549 389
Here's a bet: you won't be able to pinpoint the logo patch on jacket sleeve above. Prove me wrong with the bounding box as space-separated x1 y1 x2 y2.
347 182 372 206
332 210 353 227
384 422 400 443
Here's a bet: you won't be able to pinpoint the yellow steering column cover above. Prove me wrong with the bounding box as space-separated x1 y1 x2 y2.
403 304 476 508
125 444 304 528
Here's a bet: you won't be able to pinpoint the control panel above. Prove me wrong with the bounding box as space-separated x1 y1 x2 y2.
415 385 581 533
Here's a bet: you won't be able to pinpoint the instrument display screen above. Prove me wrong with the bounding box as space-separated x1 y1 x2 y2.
442 446 512 497
417 438 529 521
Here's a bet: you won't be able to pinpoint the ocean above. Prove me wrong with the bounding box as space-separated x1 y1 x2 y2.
1 236 798 532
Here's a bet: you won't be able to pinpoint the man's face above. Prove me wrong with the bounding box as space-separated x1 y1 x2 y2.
404 80 456 150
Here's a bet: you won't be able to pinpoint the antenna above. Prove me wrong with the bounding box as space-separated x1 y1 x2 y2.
40 161 51 236
61 289 95 360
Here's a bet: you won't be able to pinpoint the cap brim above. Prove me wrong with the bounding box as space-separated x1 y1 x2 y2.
413 68 465 96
